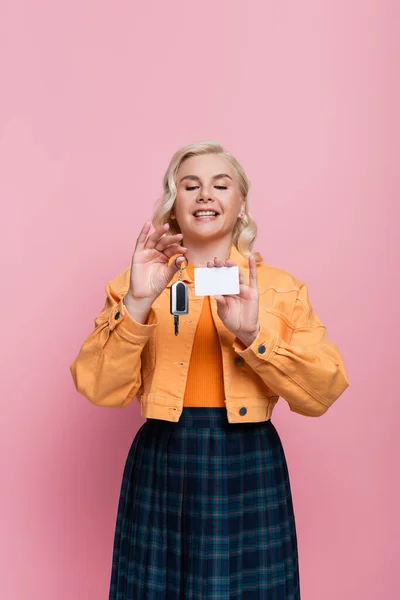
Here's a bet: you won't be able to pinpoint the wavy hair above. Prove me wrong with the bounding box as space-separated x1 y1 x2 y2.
151 141 263 264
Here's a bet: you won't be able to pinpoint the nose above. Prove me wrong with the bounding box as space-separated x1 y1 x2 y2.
197 190 215 204
195 182 216 203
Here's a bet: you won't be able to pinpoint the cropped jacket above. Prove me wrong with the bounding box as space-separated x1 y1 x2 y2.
70 245 350 423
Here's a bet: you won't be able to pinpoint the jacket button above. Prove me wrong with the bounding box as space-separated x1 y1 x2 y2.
239 406 247 416
235 356 244 366
258 344 266 354
114 311 121 320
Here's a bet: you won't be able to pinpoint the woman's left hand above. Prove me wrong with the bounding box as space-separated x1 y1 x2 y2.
210 255 261 348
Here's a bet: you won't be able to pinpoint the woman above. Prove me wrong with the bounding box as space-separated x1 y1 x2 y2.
70 141 350 599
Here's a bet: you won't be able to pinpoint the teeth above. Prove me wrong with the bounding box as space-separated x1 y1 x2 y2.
194 211 218 216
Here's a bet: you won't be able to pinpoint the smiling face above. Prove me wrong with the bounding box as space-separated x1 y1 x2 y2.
172 153 245 245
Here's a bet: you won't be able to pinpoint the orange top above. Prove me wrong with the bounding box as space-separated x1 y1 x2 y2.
183 262 225 407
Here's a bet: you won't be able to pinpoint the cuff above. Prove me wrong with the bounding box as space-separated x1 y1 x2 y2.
108 297 159 343
232 324 279 368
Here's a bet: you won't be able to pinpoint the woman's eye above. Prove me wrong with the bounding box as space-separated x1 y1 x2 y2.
185 185 227 191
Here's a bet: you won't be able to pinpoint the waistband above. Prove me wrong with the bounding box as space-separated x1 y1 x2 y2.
147 406 274 429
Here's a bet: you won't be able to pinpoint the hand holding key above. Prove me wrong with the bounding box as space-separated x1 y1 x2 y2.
127 220 188 308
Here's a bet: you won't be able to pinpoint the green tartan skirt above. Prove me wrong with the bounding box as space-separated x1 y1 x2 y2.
109 406 300 599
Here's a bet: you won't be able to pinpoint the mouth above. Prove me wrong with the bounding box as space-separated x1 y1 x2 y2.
192 210 220 220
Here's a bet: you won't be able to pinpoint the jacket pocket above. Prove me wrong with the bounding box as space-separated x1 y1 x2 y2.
140 300 160 381
141 335 156 381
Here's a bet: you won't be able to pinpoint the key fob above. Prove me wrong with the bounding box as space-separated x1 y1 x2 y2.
170 280 189 315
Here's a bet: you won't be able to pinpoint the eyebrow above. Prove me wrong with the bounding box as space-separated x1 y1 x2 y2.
179 173 233 183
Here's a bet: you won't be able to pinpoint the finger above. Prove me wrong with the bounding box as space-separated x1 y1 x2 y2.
175 255 187 267
214 295 226 306
146 223 175 250
135 220 152 252
207 261 215 268
213 257 225 267
154 232 184 252
238 267 247 286
163 244 188 258
233 283 247 299
248 255 258 290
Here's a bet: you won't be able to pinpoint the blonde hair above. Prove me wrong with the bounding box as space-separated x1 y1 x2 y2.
151 141 263 264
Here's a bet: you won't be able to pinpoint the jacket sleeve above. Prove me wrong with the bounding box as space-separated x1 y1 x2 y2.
232 281 350 416
70 270 159 408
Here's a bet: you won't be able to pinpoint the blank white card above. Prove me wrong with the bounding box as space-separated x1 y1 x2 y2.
194 266 240 296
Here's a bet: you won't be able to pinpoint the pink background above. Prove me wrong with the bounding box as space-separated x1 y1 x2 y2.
1 1 398 598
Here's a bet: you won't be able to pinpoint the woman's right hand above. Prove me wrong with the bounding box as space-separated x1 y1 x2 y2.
127 220 188 303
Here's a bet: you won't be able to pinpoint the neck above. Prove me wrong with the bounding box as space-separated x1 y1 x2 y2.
182 237 234 267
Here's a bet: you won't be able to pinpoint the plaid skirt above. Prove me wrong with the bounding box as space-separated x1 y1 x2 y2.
109 407 300 599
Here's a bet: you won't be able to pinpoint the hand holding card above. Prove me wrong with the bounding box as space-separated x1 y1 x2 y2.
194 255 261 348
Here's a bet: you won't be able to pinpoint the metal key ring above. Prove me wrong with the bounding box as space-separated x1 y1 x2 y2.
174 255 188 269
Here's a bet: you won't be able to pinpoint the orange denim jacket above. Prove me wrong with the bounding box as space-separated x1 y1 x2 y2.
70 245 350 423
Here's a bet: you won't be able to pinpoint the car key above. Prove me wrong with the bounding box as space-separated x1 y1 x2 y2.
170 256 189 335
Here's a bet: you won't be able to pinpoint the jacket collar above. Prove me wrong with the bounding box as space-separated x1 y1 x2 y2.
166 243 249 288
